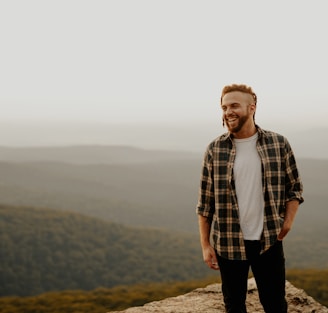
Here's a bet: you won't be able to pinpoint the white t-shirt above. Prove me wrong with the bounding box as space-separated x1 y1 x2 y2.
233 132 264 240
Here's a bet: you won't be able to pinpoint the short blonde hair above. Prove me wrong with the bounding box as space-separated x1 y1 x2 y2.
220 84 257 105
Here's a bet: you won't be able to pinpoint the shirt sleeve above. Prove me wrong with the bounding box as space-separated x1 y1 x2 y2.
284 138 304 204
196 145 215 219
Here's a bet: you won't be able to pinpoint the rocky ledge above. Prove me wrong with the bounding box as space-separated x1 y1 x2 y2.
109 278 328 313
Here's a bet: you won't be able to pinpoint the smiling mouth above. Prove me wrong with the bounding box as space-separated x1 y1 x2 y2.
227 117 238 123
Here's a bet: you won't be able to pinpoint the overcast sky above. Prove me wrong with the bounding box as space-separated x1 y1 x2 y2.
0 0 327 148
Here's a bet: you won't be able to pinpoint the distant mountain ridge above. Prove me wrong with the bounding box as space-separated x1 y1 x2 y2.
1 122 327 159
0 145 200 164
0 158 200 233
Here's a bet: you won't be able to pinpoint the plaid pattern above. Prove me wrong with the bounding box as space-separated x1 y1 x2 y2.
196 126 304 260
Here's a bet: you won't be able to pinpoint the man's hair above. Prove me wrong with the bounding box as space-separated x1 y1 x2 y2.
220 84 257 105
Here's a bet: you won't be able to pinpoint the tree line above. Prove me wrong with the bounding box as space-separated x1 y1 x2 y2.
0 204 209 296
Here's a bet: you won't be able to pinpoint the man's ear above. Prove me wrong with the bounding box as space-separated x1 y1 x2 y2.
250 103 256 113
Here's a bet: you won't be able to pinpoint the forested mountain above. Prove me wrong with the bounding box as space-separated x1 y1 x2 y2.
0 205 208 297
0 151 327 267
0 146 327 297
0 203 327 297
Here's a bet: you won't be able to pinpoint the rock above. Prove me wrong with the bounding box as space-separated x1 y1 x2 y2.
108 278 328 313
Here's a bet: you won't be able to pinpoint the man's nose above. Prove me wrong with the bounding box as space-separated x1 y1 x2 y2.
226 106 233 114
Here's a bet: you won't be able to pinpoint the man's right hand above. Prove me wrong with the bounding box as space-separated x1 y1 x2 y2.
198 215 219 270
202 245 220 270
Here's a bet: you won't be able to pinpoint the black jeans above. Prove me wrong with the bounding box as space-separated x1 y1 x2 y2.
217 240 287 313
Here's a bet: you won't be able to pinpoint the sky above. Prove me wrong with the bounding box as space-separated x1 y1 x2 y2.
0 0 327 150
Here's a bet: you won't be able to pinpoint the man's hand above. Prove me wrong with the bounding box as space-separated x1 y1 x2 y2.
277 220 292 241
202 244 219 270
198 215 220 270
277 200 299 241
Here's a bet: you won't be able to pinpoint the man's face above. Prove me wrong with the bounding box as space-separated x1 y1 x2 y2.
221 91 255 134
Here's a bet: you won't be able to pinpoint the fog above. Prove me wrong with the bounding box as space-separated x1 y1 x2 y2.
0 119 327 160
1 1 327 158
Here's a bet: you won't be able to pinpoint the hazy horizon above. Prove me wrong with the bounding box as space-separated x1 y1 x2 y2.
0 119 327 160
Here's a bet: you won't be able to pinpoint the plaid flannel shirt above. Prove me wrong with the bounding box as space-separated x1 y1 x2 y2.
196 126 304 260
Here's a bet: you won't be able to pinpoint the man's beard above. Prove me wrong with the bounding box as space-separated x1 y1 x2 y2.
225 114 248 133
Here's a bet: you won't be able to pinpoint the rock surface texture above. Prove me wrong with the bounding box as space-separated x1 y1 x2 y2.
109 278 328 313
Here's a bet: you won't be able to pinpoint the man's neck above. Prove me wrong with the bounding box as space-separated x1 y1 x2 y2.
232 123 257 139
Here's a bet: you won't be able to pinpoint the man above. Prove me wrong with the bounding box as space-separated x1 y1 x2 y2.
196 84 304 313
